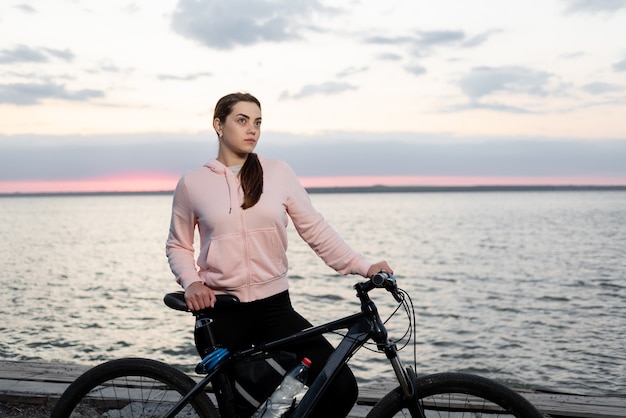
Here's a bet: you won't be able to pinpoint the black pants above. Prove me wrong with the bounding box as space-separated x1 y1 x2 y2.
197 290 358 418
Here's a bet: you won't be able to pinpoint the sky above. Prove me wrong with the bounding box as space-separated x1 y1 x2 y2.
1 0 626 193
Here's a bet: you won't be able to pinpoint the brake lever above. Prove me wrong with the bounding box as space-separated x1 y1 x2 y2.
382 276 403 302
390 287 403 303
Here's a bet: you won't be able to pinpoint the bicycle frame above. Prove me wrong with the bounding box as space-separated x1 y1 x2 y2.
54 273 542 418
164 278 416 418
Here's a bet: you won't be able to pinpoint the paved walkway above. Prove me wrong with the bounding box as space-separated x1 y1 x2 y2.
1 360 625 417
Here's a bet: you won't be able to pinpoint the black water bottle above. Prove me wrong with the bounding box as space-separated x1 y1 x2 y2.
194 316 217 358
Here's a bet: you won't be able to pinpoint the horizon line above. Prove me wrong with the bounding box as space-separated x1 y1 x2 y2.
2 184 626 198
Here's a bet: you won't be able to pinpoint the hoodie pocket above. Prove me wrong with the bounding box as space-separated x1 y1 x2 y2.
206 234 244 281
205 229 287 289
246 228 288 283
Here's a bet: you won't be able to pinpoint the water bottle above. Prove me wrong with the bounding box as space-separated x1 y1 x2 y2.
253 357 312 418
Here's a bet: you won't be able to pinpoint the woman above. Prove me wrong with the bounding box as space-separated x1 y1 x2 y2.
166 92 393 417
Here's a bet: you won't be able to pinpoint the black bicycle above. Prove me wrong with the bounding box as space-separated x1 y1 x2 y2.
51 272 544 417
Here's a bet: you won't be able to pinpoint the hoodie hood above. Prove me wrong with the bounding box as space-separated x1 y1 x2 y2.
205 158 229 175
204 158 239 213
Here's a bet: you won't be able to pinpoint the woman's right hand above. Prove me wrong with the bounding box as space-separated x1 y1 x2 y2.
185 281 216 311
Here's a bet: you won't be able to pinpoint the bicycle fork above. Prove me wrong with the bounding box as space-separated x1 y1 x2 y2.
366 290 425 417
383 342 426 418
384 342 413 398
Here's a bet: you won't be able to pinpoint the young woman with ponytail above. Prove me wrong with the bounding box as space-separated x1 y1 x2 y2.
166 92 393 417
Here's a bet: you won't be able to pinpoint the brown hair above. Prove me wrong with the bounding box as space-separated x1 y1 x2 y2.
214 92 263 209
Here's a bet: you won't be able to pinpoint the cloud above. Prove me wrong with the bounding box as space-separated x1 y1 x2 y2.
0 45 74 64
15 4 37 13
560 51 585 59
98 63 125 73
364 30 463 51
336 66 368 78
613 56 626 72
122 3 141 14
459 66 553 100
0 82 104 105
2 133 625 181
404 64 427 76
87 61 135 76
279 81 357 100
365 29 499 50
265 136 626 178
416 30 465 47
446 66 574 113
563 0 626 14
170 0 338 49
462 30 503 48
364 35 415 45
0 45 47 64
0 71 74 82
377 52 402 61
0 134 211 181
365 29 500 77
158 72 212 81
581 82 623 94
445 102 534 114
44 48 74 62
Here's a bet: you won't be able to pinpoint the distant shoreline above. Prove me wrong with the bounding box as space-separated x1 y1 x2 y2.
2 184 626 197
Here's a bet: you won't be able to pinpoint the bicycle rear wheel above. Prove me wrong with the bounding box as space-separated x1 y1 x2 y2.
51 357 218 418
366 372 543 418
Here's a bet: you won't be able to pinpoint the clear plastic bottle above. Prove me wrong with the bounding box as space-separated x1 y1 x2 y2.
253 357 312 418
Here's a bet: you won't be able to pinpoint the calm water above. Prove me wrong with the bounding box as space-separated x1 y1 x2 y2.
1 191 625 396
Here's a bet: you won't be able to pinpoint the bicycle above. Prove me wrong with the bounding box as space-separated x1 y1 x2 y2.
51 272 544 417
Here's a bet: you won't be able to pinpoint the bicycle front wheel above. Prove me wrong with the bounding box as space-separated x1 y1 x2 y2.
51 357 218 418
367 372 543 418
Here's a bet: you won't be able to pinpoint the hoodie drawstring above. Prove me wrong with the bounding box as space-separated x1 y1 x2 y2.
224 171 233 214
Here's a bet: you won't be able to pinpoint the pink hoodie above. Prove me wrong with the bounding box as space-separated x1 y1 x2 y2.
166 156 371 302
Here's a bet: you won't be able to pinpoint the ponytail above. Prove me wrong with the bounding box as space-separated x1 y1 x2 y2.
240 153 263 209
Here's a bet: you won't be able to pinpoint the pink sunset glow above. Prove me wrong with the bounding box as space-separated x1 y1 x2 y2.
0 172 182 194
1 173 626 194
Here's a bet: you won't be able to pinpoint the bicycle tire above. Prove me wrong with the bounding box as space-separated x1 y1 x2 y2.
51 357 219 418
366 372 543 418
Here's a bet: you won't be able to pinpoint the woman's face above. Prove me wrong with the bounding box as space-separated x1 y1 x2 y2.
214 101 262 159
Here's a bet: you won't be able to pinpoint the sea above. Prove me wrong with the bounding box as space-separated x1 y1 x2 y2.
0 190 624 396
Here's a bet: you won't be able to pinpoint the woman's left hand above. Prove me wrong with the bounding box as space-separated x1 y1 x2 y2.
367 261 394 278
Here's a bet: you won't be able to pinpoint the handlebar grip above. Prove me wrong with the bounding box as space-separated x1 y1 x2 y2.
371 271 403 303
371 270 391 287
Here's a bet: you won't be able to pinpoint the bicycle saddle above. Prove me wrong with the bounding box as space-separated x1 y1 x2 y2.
163 291 240 312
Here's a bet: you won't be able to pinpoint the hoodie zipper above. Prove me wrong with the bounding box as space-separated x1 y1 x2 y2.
220 164 251 300
233 175 252 300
